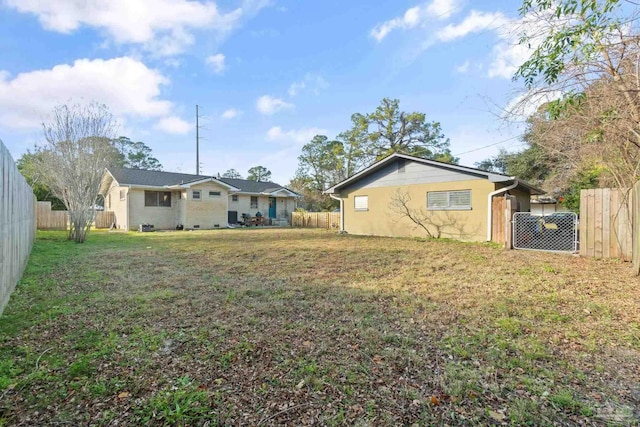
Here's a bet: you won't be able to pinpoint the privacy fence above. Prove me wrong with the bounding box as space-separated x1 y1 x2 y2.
579 185 640 274
36 201 115 230
291 212 340 230
0 140 36 315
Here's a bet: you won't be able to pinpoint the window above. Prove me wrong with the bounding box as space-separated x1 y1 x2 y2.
119 189 125 201
209 191 221 197
250 196 258 209
231 194 238 202
145 191 171 207
192 190 201 200
354 195 368 211
427 190 471 210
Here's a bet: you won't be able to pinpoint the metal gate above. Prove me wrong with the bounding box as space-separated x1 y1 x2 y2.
513 212 578 252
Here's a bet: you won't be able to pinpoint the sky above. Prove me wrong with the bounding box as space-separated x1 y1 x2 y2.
0 0 538 186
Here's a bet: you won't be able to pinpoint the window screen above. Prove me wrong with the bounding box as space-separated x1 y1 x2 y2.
145 191 171 207
209 191 221 197
354 195 368 210
192 190 201 200
427 190 471 210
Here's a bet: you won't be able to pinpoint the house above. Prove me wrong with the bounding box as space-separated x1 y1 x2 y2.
99 168 299 230
324 153 544 242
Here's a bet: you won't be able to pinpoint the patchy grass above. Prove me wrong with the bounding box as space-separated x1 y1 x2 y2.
1 228 639 426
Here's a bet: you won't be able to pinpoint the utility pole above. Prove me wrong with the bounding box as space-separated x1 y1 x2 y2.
196 104 200 175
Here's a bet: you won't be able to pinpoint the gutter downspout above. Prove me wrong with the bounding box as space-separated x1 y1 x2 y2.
329 193 345 233
126 185 131 231
486 179 518 242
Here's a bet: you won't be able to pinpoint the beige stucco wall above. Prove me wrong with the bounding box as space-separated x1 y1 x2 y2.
104 182 129 230
339 179 497 241
182 183 229 229
128 189 178 230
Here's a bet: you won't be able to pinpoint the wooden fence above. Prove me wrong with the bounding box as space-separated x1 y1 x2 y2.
36 201 67 229
291 212 340 230
491 195 517 249
579 188 633 261
36 201 116 230
1 140 36 315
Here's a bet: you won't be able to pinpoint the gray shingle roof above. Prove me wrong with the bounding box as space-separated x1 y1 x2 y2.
108 168 293 194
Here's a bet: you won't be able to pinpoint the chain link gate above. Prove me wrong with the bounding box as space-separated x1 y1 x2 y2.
512 212 579 252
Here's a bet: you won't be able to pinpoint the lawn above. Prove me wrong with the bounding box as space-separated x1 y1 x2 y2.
0 229 639 426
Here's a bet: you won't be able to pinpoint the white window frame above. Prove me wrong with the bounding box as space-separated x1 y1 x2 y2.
354 195 368 211
250 196 258 209
119 189 126 201
231 194 238 202
209 191 221 198
427 190 471 210
192 190 201 200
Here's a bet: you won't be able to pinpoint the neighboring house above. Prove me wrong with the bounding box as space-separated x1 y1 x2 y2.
530 195 570 216
324 153 544 242
99 168 299 230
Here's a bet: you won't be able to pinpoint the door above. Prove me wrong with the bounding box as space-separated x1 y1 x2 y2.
228 211 238 224
268 197 277 218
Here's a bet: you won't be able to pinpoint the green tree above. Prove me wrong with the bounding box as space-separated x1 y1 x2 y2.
336 113 370 177
346 98 454 163
287 175 337 211
113 136 162 170
293 135 345 210
247 166 271 182
222 169 243 179
16 150 65 210
513 0 639 189
475 143 554 188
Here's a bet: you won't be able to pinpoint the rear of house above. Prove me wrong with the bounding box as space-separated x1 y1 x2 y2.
325 153 542 242
100 168 299 230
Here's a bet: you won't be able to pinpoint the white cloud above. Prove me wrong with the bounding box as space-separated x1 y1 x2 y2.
288 74 329 97
436 10 507 42
206 53 226 73
5 0 247 56
266 126 327 145
288 81 306 97
370 0 461 42
256 95 293 115
455 60 470 73
221 108 241 119
0 57 176 130
426 0 459 19
155 116 191 134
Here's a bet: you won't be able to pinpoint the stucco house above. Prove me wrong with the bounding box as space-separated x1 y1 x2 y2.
99 168 299 230
324 153 543 242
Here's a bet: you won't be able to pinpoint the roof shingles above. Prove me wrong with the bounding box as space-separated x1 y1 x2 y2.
109 168 291 194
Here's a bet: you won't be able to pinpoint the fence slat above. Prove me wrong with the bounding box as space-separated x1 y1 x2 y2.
580 188 634 262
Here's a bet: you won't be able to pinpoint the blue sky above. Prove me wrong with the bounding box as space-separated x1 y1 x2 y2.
0 0 534 185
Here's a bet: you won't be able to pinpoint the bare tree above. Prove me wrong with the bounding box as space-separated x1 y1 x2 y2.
38 103 120 242
509 1 640 191
389 189 477 239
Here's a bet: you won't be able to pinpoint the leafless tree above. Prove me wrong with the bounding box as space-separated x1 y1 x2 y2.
389 189 477 239
507 3 640 191
38 103 120 242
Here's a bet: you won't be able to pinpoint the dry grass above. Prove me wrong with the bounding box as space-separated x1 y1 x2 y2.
0 228 639 426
